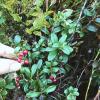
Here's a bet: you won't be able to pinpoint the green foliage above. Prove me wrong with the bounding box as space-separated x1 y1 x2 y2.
64 86 79 100
26 91 40 98
45 85 56 94
0 78 15 99
0 0 99 99
14 35 21 44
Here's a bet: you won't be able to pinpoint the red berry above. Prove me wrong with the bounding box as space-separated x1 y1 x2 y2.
49 76 54 81
53 79 57 83
16 83 20 89
17 58 22 63
23 50 28 55
16 77 20 81
15 81 19 85
19 52 24 57
17 86 20 89
24 59 29 65
18 55 23 60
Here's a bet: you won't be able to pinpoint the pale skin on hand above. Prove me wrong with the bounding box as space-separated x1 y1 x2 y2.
0 43 22 75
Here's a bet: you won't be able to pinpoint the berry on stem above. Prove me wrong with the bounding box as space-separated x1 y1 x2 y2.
23 50 28 55
18 55 23 60
16 77 20 81
17 58 22 63
19 52 24 57
53 79 57 83
49 76 54 81
24 59 29 65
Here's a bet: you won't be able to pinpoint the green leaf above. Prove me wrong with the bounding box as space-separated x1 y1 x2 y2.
21 67 31 78
42 27 49 34
68 86 74 91
52 62 58 66
25 28 33 34
38 37 45 45
84 9 92 16
52 27 61 34
45 61 51 67
73 91 79 96
26 91 40 98
0 94 3 100
14 35 21 44
32 51 40 59
51 33 58 43
11 14 22 22
37 59 43 69
63 9 73 18
0 78 6 87
61 55 68 63
45 85 56 94
87 25 98 32
0 17 5 24
59 68 66 74
24 84 29 93
59 34 67 43
48 51 57 61
34 0 44 7
67 95 75 100
34 31 41 36
52 43 59 48
64 89 68 94
42 68 50 73
95 18 100 23
14 46 20 52
1 90 7 96
5 83 15 89
45 47 56 52
52 67 59 72
62 45 73 55
31 64 38 77
92 60 100 69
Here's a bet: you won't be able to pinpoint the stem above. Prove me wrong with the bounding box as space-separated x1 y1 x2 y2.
85 69 95 100
94 49 100 61
76 0 88 25
68 0 88 43
85 49 100 100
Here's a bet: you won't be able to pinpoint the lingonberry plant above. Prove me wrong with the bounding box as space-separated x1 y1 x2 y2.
0 0 100 99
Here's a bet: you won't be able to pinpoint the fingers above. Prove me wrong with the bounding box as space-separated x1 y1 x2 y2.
0 58 21 75
0 43 16 59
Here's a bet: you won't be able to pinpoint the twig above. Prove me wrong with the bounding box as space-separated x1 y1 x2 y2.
94 87 100 100
85 49 100 100
76 0 88 25
85 69 95 100
45 0 48 11
68 0 88 43
76 60 93 87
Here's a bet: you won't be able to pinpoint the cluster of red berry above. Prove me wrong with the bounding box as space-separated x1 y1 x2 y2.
17 50 29 65
15 77 20 89
49 76 57 83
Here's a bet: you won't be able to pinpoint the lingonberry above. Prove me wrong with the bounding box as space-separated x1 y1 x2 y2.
19 52 24 57
49 76 54 81
16 77 20 81
18 55 23 60
17 58 22 63
24 59 29 65
53 79 57 83
23 50 28 55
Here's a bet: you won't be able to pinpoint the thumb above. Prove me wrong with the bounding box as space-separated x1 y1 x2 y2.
0 58 21 75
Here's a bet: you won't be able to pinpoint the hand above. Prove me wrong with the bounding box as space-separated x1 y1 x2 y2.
0 43 21 75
